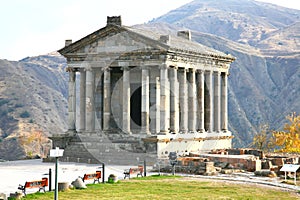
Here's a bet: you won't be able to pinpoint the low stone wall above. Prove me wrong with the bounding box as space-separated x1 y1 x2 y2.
187 153 261 172
158 150 300 177
160 161 217 175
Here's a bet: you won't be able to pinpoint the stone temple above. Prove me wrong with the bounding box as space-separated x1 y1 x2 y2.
52 16 235 165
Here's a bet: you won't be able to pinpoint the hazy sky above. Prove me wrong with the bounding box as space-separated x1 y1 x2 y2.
0 0 299 61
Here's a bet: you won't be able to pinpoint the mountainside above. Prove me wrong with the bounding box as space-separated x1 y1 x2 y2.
146 0 300 146
0 53 68 160
152 0 300 52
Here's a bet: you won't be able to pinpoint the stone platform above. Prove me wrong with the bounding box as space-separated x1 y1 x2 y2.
50 130 233 165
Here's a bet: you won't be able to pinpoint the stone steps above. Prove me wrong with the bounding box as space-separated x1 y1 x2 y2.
61 131 157 165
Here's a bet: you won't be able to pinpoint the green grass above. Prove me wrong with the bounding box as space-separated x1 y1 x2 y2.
21 175 299 200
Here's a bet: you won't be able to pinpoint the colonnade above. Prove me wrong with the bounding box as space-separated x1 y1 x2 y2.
67 64 229 135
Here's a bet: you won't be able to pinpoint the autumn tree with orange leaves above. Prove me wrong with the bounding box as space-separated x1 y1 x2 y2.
252 124 275 152
272 112 300 153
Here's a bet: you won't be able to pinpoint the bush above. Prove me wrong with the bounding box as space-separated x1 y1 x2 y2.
0 99 9 107
15 103 23 108
20 111 30 118
0 110 8 117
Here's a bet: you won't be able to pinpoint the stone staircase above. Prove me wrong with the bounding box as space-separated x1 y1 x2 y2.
61 131 157 165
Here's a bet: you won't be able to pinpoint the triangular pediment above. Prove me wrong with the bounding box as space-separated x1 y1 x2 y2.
58 25 168 56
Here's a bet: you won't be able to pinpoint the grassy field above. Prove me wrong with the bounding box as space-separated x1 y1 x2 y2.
21 175 299 200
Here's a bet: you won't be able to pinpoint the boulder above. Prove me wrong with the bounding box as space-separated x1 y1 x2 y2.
71 178 87 189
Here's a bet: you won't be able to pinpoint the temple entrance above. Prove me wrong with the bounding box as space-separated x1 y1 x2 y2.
130 86 142 129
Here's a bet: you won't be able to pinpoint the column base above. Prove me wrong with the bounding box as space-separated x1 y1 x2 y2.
188 130 197 134
140 130 151 135
158 130 169 135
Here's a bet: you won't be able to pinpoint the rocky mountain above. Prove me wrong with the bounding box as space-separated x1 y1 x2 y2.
0 0 299 159
152 0 300 54
0 53 68 160
144 0 300 146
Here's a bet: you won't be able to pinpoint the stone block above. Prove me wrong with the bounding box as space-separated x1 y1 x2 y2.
71 178 87 189
215 162 228 169
9 193 23 200
205 162 216 173
221 169 233 174
272 158 285 167
0 193 6 200
58 182 69 192
254 170 277 177
227 149 241 155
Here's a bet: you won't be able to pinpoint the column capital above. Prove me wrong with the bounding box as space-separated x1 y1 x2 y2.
104 67 112 72
85 67 93 72
178 67 187 72
140 66 150 70
214 71 221 75
169 65 178 70
196 69 204 73
188 68 196 73
222 71 230 76
66 67 78 72
205 70 213 75
159 63 169 70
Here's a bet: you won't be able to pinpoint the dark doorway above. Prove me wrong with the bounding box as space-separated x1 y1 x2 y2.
130 86 141 127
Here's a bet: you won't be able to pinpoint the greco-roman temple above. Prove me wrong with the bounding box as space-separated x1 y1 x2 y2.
52 16 235 165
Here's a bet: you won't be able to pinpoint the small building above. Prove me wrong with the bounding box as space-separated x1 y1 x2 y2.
52 16 235 164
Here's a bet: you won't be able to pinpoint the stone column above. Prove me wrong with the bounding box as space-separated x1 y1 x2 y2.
196 70 205 132
103 68 111 132
178 68 188 133
85 68 95 132
188 68 197 132
155 77 160 133
214 71 221 132
204 71 213 132
159 64 170 134
141 66 150 134
221 72 228 131
79 69 86 131
95 70 103 130
169 66 179 133
122 66 131 134
67 68 76 132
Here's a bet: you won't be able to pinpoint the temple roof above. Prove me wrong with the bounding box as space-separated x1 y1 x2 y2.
126 26 230 58
59 16 235 63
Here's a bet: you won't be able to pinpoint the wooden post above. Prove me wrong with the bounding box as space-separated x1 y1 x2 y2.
144 160 147 177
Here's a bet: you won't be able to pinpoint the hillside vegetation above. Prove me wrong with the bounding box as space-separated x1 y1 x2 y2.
0 53 68 160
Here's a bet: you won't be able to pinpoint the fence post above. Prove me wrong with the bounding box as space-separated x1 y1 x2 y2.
102 163 105 183
144 160 147 177
49 168 52 191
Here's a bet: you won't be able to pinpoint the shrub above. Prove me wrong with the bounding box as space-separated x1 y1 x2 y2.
0 99 9 107
20 111 30 118
0 110 8 117
15 103 23 108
